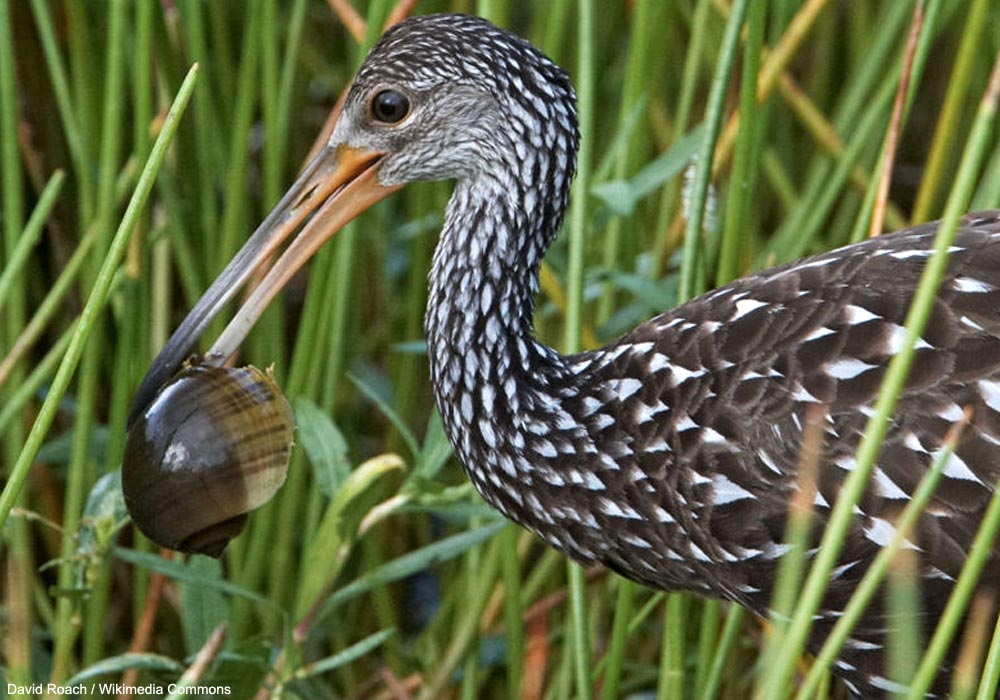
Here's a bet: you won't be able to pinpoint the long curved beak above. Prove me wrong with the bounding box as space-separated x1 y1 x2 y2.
128 144 401 427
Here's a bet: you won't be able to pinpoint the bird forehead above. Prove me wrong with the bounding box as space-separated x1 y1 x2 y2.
356 14 545 92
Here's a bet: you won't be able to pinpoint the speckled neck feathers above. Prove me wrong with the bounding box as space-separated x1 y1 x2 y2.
424 93 580 513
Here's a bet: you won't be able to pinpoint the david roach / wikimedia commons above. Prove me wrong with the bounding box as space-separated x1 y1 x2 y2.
6 684 233 696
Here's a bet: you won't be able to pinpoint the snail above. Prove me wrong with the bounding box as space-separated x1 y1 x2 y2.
122 362 294 557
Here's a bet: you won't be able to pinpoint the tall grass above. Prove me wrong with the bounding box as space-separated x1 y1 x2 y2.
2 1 999 699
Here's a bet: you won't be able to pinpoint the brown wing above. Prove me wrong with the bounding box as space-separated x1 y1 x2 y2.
579 211 1000 698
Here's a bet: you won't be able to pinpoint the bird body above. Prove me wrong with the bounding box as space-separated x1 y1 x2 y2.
433 210 1000 585
135 12 1000 699
358 17 1000 697
429 148 1000 693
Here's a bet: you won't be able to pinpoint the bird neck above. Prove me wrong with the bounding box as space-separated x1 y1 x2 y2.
426 174 566 376
425 172 574 491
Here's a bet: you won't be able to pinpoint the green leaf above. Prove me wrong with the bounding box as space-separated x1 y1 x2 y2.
413 410 453 480
348 372 420 458
314 519 506 625
65 653 185 686
295 453 406 618
391 339 428 355
591 125 704 216
113 547 273 608
180 556 229 655
294 628 396 679
37 425 109 465
294 396 351 497
79 468 127 555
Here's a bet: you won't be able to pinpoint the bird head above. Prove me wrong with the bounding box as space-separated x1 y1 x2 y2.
129 13 576 422
333 13 577 185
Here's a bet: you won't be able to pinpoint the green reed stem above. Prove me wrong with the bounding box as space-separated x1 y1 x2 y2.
0 326 72 436
218 0 262 263
0 4 28 687
55 0 128 678
597 0 656 324
0 219 95 393
499 525 525 700
600 577 635 700
564 0 594 698
977 612 1000 700
678 0 749 302
418 537 502 700
657 592 688 700
0 1 22 252
911 0 991 223
0 173 64 311
0 63 198 545
700 604 744 700
717 0 765 284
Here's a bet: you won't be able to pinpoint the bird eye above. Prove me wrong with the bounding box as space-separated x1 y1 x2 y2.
370 89 411 124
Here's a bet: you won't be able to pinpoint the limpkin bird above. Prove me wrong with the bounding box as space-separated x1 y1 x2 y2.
131 13 1000 698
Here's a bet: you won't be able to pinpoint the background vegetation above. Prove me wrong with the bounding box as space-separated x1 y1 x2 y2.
2 1 1000 699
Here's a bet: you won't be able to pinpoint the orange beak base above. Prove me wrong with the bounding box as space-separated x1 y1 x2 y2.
129 144 401 426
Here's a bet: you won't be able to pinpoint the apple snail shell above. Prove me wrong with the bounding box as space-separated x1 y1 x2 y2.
122 363 293 557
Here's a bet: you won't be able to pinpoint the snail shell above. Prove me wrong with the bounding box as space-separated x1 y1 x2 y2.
123 363 294 557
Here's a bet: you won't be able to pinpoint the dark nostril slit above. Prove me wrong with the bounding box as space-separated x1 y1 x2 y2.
294 184 319 208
